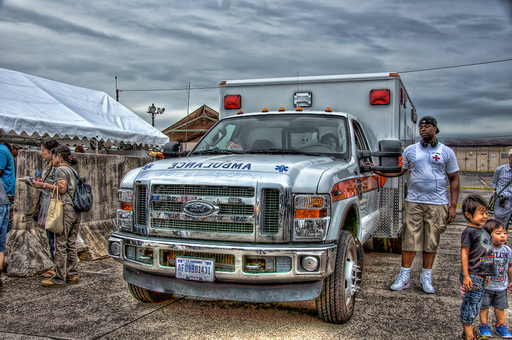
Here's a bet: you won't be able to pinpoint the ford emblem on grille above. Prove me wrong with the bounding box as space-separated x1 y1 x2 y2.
182 200 217 217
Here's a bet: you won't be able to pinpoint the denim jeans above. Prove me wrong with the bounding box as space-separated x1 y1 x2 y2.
460 273 486 325
0 204 9 252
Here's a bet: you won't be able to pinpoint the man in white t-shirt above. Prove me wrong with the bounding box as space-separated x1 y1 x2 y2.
376 116 460 294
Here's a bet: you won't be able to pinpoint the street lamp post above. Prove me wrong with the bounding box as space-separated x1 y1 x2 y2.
147 103 165 127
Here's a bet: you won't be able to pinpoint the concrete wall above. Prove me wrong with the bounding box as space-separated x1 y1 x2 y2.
6 150 153 276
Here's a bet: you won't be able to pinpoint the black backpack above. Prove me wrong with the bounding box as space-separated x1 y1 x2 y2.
65 166 93 212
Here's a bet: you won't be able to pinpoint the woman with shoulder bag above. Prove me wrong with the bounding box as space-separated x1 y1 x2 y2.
29 139 59 278
41 145 81 288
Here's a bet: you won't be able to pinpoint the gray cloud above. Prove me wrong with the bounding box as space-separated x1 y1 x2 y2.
0 0 510 136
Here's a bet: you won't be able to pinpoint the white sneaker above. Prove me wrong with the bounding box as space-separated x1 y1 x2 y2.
420 271 435 294
390 271 410 291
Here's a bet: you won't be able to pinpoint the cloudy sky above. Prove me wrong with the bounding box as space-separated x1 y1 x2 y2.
1 0 511 139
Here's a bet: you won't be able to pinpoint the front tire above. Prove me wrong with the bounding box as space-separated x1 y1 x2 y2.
128 283 174 303
316 230 360 324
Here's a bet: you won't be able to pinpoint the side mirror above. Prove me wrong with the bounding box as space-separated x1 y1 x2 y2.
162 142 187 158
359 140 402 173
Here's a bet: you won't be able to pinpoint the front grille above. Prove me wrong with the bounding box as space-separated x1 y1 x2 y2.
134 184 147 227
160 250 235 272
262 188 280 234
134 183 283 240
152 184 255 197
151 201 254 216
152 219 253 233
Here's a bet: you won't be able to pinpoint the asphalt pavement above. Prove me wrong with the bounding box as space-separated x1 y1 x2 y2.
0 171 505 340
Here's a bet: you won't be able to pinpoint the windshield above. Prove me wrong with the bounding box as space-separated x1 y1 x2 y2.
191 114 349 158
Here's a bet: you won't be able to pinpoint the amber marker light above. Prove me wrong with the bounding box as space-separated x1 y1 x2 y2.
296 209 327 218
120 202 133 211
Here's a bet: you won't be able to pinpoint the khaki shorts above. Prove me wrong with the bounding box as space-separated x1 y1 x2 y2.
402 201 448 253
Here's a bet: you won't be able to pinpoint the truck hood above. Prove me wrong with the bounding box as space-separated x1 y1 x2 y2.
132 154 353 193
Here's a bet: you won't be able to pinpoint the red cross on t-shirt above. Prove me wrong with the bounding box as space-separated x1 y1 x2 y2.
432 154 440 162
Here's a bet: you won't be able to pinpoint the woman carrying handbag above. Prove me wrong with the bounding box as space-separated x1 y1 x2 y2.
30 139 60 278
41 146 81 288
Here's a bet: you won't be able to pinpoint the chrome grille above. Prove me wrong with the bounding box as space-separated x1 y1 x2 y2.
160 250 235 272
134 184 147 227
151 201 254 216
262 188 280 234
152 219 253 233
152 184 255 197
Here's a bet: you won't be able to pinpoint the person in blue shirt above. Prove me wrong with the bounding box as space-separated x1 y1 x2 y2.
0 142 15 287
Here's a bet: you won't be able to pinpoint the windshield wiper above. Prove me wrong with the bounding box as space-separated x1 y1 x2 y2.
191 148 244 156
245 148 320 156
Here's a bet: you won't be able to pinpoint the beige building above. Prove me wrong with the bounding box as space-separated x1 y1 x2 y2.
444 139 512 171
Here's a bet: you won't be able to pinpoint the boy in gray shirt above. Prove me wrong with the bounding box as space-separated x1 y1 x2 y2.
479 219 512 338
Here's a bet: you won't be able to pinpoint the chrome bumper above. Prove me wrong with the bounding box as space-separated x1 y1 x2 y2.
108 231 337 284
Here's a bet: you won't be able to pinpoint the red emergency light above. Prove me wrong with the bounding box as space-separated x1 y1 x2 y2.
370 89 390 105
224 95 241 109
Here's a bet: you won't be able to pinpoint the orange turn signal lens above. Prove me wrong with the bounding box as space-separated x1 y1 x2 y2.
296 209 327 218
121 202 133 211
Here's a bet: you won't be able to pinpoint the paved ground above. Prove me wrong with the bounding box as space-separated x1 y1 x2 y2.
0 171 505 340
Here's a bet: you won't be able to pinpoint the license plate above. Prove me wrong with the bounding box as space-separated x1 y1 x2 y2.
175 257 215 282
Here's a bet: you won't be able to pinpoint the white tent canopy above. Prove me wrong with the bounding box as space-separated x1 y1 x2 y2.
0 68 169 147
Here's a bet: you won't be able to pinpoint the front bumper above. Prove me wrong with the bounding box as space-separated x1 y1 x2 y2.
124 266 324 302
108 231 337 284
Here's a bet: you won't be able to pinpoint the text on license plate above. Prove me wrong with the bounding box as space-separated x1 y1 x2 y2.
175 257 215 282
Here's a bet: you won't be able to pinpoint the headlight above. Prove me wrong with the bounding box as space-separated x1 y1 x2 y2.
294 195 330 240
117 189 133 231
117 209 133 231
118 189 133 203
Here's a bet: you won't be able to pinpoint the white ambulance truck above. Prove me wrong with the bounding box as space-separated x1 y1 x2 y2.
109 72 417 324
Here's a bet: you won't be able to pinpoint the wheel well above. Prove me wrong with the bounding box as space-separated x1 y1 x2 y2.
341 205 358 239
340 205 363 267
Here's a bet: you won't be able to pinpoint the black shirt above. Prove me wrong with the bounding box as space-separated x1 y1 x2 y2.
461 226 495 277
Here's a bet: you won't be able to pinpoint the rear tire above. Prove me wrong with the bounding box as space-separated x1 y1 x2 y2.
316 230 360 324
127 283 174 303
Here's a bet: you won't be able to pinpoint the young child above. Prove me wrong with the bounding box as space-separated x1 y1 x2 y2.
479 219 512 338
460 195 495 340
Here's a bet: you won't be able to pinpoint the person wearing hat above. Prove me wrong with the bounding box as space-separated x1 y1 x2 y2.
492 149 512 230
374 115 460 294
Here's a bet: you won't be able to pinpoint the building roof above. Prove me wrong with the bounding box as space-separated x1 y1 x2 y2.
444 139 512 147
162 105 219 143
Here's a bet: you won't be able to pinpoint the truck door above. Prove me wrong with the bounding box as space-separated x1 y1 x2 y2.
352 121 380 237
